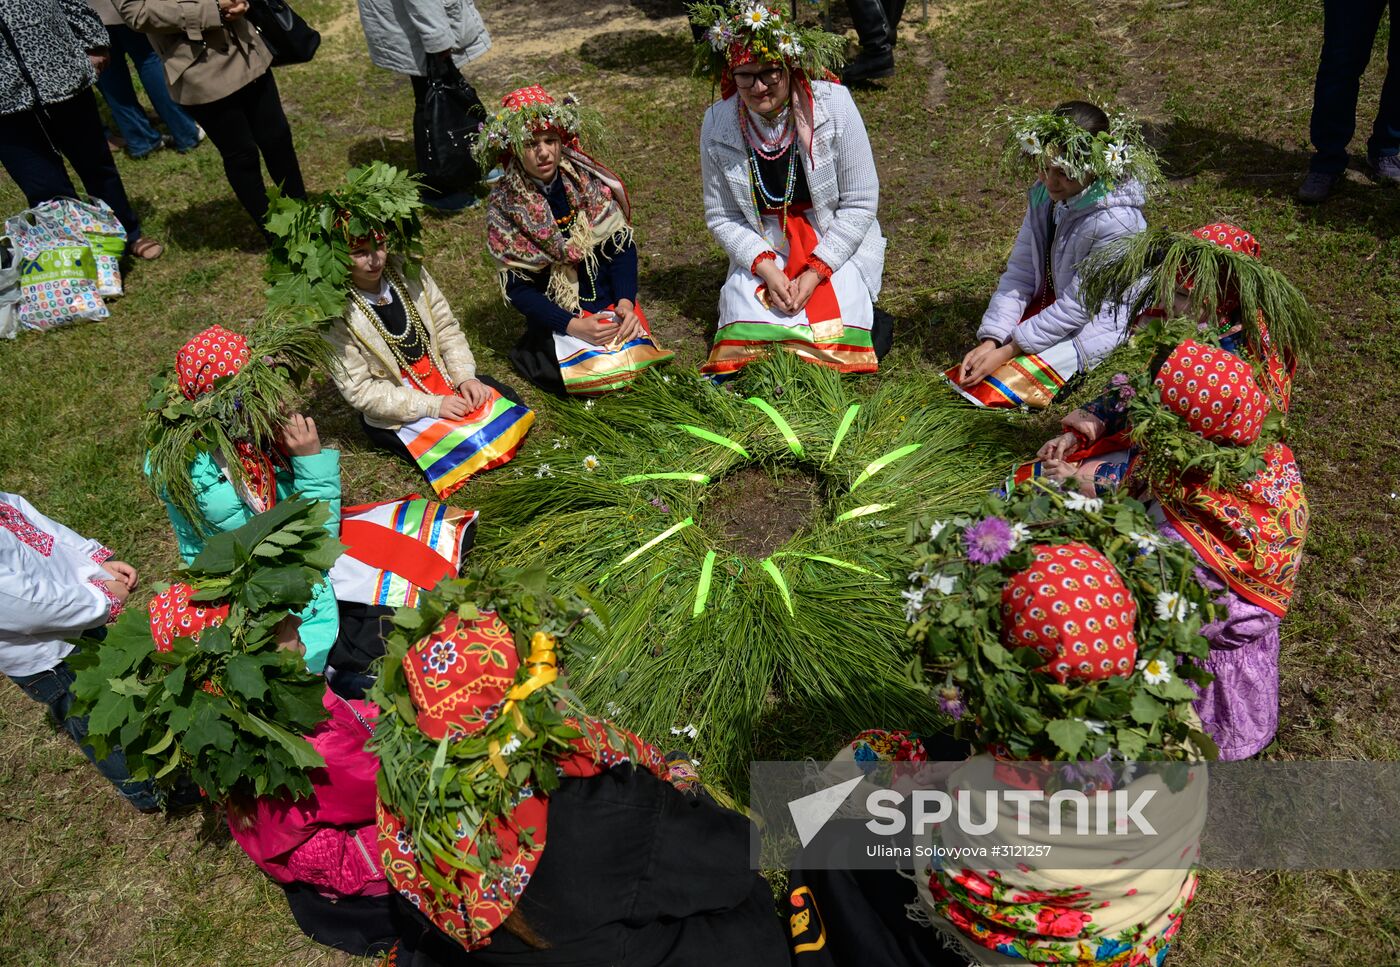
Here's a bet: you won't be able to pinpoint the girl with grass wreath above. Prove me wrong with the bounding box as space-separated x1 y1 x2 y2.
478 86 673 398
692 2 892 378
949 102 1156 409
265 163 535 500
370 571 788 964
786 484 1213 967
1040 333 1308 761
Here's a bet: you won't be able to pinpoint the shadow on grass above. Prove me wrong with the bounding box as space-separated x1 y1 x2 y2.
891 291 988 369
162 196 263 251
641 258 729 343
578 29 694 77
346 135 417 172
1155 120 1400 236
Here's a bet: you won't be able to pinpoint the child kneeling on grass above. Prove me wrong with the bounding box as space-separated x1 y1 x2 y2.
0 491 157 811
950 101 1158 409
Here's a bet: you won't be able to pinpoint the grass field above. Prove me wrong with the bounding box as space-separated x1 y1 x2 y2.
1 0 1398 963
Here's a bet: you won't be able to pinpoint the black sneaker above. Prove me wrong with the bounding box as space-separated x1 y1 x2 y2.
1297 170 1339 204
1368 152 1400 185
842 47 895 85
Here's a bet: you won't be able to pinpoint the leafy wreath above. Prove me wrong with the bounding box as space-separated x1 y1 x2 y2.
264 162 425 324
68 498 345 803
470 92 604 168
904 482 1218 763
143 315 333 536
468 354 1019 794
369 568 622 886
1000 108 1163 194
688 2 847 82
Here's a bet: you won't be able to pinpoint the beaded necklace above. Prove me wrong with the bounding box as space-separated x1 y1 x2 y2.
350 267 450 393
748 144 798 235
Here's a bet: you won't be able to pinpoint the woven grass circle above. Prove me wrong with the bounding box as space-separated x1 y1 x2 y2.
473 355 1018 793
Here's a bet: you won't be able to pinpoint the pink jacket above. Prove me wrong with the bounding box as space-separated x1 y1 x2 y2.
227 689 388 897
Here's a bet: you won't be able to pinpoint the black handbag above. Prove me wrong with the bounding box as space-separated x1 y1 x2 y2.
246 0 321 67
414 54 487 187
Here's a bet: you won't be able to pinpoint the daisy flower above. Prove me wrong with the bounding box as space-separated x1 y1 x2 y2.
499 734 522 757
927 573 958 596
535 463 553 478
1103 142 1130 173
582 454 600 472
1154 591 1196 622
1017 130 1042 155
1129 531 1163 553
670 723 699 739
584 399 596 410
1136 658 1172 686
1063 491 1104 513
1009 521 1032 548
741 3 769 28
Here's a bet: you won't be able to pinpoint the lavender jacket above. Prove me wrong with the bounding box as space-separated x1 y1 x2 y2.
978 179 1147 366
1161 521 1281 761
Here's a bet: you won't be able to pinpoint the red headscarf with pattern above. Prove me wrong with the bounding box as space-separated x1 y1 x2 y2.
175 326 280 513
148 582 230 653
1148 342 1307 617
1001 542 1139 683
377 611 684 951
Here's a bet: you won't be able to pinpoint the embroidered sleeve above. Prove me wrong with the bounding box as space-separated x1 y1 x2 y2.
805 255 834 281
750 251 778 275
90 578 125 624
91 546 114 565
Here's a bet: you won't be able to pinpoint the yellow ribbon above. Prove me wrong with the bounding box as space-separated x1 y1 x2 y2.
488 632 559 776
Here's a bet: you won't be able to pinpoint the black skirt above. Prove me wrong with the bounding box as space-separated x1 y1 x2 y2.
508 326 570 398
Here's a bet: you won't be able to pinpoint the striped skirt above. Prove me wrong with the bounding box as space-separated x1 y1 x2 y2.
395 387 534 499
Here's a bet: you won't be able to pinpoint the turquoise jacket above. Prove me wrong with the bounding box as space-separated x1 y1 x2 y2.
151 449 342 673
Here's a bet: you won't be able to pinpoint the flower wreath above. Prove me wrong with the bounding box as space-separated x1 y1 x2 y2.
1000 108 1163 193
904 482 1218 763
369 568 626 886
688 2 846 83
264 161 426 324
1110 318 1284 498
67 498 345 803
470 90 603 168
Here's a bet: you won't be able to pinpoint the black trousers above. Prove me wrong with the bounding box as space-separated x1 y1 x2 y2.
184 70 306 230
0 87 143 244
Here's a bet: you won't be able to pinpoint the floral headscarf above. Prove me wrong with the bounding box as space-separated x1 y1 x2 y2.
148 582 230 653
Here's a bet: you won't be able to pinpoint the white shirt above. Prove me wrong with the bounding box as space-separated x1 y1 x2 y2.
0 493 117 677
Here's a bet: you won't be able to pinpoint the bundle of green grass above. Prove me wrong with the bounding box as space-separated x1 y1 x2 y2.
468 355 1020 795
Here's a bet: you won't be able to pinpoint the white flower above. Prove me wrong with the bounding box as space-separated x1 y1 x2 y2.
927 573 958 596
1154 591 1196 622
604 701 624 718
1063 491 1104 513
740 3 769 28
661 374 672 383
691 757 702 767
499 734 522 757
927 520 949 542
1136 658 1172 686
1079 719 1107 735
706 23 727 50
584 399 596 410
1017 130 1042 155
1129 531 1163 553
1009 522 1031 548
901 586 926 622
551 439 565 450
582 454 600 472
670 723 699 739
535 463 553 478
1103 141 1130 173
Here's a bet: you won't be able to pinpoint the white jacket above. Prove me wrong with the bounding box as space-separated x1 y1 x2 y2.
326 261 478 429
0 493 116 678
700 80 886 299
356 0 489 76
978 179 1147 366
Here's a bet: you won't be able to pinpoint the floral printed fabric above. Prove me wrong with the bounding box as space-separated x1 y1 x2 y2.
1154 341 1270 446
1001 543 1138 683
147 582 230 652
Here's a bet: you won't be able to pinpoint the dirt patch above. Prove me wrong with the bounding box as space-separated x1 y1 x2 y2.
703 466 821 558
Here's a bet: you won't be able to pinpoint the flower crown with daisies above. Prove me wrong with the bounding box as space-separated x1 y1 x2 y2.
470 88 604 168
688 2 846 84
904 482 1218 764
1001 106 1163 193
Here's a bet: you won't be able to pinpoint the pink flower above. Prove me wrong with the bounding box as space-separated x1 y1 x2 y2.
1034 905 1093 938
963 516 1015 565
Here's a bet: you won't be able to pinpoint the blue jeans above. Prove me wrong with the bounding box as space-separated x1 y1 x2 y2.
7 649 159 811
1308 0 1400 174
95 24 201 155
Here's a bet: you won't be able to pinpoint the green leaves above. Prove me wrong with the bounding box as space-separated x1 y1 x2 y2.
1047 719 1089 757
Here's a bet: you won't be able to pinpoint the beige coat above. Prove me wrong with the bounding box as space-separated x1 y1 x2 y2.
327 263 477 429
116 0 271 105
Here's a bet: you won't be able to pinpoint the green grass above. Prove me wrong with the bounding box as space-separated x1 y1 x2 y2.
1 0 1397 962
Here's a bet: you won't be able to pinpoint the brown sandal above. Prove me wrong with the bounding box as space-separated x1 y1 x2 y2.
130 237 164 261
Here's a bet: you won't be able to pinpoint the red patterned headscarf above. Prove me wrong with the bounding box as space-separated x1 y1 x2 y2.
1000 542 1138 683
148 582 229 653
377 611 678 951
175 326 280 513
1154 340 1271 446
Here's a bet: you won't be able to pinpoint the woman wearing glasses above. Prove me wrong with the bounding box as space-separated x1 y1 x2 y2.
693 2 890 378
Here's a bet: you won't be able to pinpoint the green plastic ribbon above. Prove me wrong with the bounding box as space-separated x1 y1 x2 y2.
619 472 711 485
849 443 923 492
759 558 795 615
835 503 894 523
692 550 718 617
745 398 804 457
601 517 694 585
826 404 861 463
677 424 750 458
771 552 884 578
